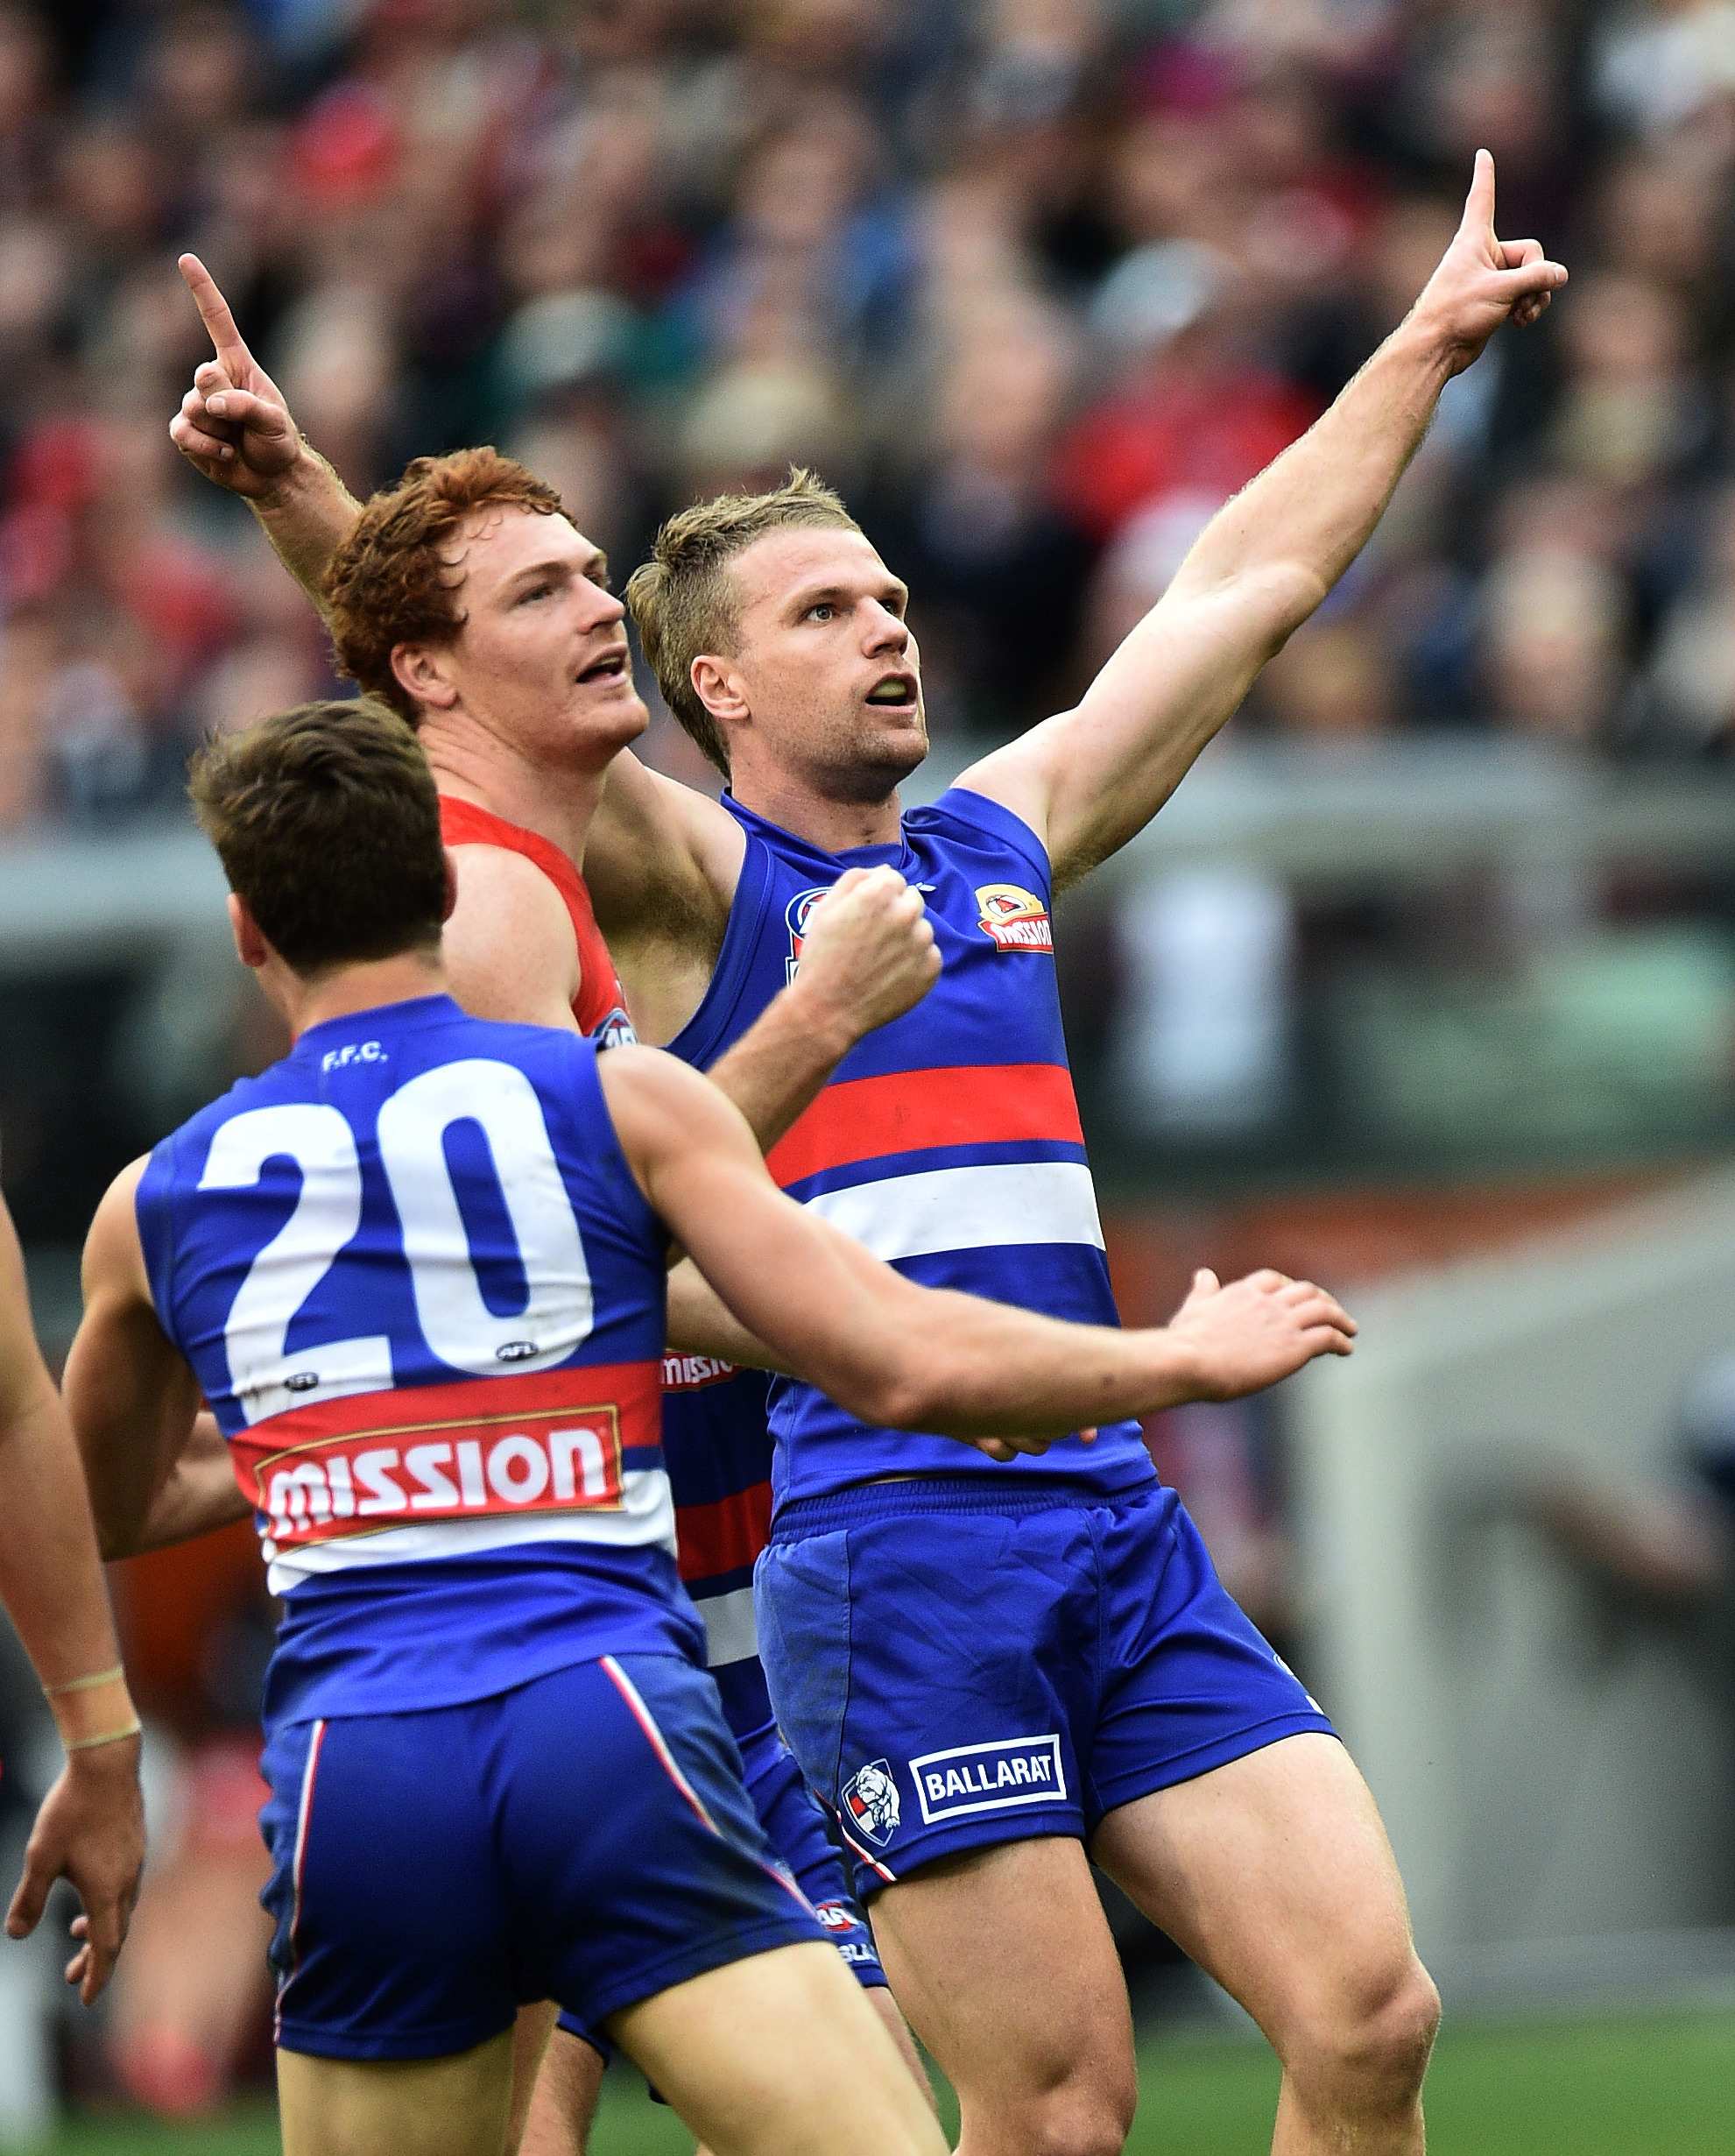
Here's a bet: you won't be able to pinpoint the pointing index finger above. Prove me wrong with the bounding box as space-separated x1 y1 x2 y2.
178 252 250 372
1461 147 1495 235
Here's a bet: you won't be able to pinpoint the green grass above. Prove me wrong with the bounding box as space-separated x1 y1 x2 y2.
33 2008 1735 2153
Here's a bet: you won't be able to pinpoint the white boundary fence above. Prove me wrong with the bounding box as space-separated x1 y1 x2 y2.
1291 1173 1735 1964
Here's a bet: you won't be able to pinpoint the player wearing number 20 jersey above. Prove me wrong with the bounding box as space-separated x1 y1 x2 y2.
133 994 824 2060
448 798 889 2022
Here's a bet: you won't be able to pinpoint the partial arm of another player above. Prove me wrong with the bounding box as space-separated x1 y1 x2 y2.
169 255 362 606
603 1049 1356 1445
959 152 1567 888
63 1165 208 1565
0 1194 145 2004
703 864 940 1149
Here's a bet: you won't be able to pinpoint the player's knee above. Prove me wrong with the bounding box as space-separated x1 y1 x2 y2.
987 2062 1137 2156
1288 1953 1439 2110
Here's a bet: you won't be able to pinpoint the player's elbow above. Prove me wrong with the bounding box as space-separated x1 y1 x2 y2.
1260 560 1331 645
823 1349 945 1436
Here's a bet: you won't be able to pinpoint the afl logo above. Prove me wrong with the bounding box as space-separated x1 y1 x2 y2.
975 882 1053 953
593 1006 638 1050
495 1340 540 1363
784 885 833 984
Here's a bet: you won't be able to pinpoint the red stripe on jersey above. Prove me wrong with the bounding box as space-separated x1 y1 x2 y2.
440 795 631 1037
765 1064 1083 1189
674 1481 773 1584
229 1362 661 1551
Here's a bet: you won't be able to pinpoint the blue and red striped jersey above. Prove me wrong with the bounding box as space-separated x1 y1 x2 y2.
135 994 698 1726
671 787 1158 1509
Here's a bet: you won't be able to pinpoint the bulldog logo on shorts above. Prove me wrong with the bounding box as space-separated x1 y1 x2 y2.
841 1758 901 1845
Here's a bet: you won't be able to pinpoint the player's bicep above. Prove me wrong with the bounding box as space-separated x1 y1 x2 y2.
960 580 1272 886
443 845 582 1030
601 1050 905 1389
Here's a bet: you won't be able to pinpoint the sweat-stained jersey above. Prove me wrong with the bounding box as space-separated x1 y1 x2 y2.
439 797 637 1046
669 786 1159 1510
135 995 695 1731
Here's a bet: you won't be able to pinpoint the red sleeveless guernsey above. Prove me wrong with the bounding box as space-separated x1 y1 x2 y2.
439 795 636 1043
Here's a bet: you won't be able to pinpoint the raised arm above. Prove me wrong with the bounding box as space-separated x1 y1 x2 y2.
0 1193 145 2004
960 151 1567 889
603 1048 1355 1444
170 255 362 607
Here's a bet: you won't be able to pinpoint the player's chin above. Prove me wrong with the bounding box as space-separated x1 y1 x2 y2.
857 703 927 767
579 681 650 744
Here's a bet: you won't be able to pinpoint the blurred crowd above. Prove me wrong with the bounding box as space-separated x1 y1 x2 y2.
3 0 1735 832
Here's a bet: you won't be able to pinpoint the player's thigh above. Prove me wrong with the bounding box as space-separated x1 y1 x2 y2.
610 1940 947 2156
1091 1731 1428 2050
868 1834 1135 2118
279 2029 513 2156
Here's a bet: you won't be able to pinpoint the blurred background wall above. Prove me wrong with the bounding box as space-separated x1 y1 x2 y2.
4 0 1735 2145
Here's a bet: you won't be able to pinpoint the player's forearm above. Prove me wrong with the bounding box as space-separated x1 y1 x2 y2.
250 442 363 613
0 1386 135 1728
878 1290 1203 1439
127 1416 250 1556
1168 317 1453 638
702 981 857 1155
665 1260 790 1375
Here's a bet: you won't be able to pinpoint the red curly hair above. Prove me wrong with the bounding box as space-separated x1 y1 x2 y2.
321 448 564 725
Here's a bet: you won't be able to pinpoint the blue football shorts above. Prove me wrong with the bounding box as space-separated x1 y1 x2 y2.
554 1688 885 2060
258 1652 825 2061
756 1478 1337 1898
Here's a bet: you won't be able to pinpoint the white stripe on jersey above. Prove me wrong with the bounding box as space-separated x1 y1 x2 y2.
264 1467 675 1596
803 1161 1105 1264
697 1584 759 1670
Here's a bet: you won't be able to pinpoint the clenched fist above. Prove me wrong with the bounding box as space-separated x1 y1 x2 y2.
787 865 941 1047
1164 1267 1358 1400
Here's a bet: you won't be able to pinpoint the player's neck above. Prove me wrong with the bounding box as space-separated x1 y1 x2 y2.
419 716 605 870
282 953 450 1040
730 769 904 855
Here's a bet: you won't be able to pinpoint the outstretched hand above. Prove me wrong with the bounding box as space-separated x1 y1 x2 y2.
170 254 301 498
1411 150 1566 377
1166 1266 1358 1402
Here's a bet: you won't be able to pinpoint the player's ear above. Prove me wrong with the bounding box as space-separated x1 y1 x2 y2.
691 653 749 727
392 641 456 714
229 892 268 972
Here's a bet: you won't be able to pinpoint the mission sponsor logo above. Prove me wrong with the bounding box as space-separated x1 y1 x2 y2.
784 885 834 983
840 1757 901 1845
232 1405 625 1549
975 882 1053 953
660 1353 740 1391
910 1735 1066 1823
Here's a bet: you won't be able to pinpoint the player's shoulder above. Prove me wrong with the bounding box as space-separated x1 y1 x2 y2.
448 833 578 916
903 783 1052 882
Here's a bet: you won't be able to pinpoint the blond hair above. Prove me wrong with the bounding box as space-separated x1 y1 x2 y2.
625 468 860 774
